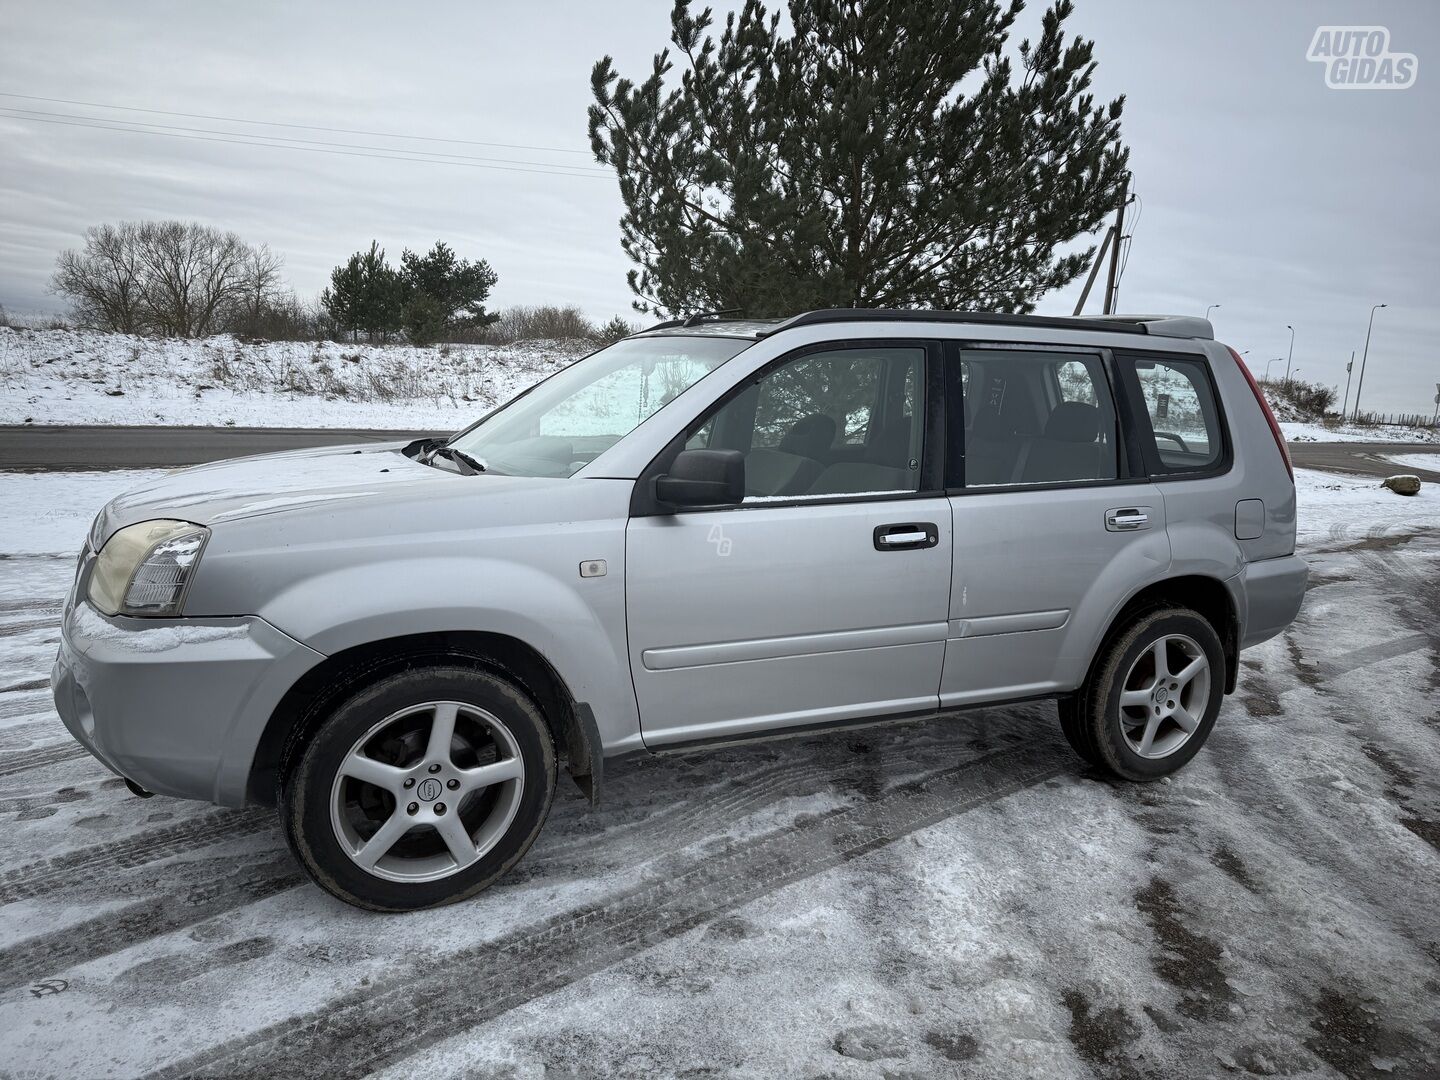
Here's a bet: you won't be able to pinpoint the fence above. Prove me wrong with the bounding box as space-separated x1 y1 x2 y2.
1346 409 1438 428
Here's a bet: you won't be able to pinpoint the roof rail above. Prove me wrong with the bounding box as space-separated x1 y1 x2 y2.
1082 314 1214 340
761 308 1149 337
643 308 745 333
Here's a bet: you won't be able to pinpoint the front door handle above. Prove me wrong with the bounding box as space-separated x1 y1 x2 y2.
1105 507 1152 532
874 522 939 550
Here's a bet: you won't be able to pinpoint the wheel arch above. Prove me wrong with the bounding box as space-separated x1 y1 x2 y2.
1087 574 1240 695
248 630 602 807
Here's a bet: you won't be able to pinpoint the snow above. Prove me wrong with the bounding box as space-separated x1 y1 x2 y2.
0 469 168 555
0 327 590 429
1293 466 1440 545
1383 452 1440 472
69 602 250 652
1 463 1438 1076
1280 420 1439 444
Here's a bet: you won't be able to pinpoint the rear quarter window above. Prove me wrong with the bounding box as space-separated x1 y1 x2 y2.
1124 355 1225 475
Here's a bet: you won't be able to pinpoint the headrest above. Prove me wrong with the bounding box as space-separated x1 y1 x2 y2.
778 413 837 458
1044 401 1100 443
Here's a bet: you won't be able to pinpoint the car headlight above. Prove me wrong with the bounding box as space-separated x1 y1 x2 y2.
88 520 210 618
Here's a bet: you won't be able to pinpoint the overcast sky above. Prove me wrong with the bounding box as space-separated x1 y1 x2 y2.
1 0 1435 414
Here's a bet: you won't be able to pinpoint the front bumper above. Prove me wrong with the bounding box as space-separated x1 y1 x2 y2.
1238 553 1309 649
52 602 323 806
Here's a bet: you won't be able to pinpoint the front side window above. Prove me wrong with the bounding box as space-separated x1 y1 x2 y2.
1126 355 1223 473
694 346 926 500
954 349 1119 487
448 335 748 477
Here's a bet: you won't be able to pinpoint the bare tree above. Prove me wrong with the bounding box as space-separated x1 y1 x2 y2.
51 220 275 337
134 221 252 337
50 222 148 333
226 243 288 335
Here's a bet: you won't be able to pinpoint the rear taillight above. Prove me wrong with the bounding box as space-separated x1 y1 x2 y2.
1227 346 1293 481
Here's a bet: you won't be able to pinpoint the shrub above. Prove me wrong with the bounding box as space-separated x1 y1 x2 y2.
487 305 597 343
1263 376 1337 420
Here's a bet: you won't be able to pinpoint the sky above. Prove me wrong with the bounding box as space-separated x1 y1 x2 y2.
0 0 1436 416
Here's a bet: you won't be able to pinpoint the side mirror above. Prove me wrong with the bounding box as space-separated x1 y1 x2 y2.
654 449 745 508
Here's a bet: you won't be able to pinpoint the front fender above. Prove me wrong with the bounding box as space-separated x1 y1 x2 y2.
260 556 642 754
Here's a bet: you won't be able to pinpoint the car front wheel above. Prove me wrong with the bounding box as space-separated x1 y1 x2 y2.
1060 607 1225 781
281 665 556 911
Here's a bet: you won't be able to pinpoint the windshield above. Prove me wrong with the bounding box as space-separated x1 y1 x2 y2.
446 335 750 477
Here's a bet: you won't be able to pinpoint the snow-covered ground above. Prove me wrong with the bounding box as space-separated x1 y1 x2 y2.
1 468 1438 1077
1280 420 1439 445
0 327 590 429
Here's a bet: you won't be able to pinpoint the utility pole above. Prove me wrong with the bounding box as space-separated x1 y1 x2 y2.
1351 302 1387 420
1103 175 1129 316
1341 350 1355 418
1072 226 1116 316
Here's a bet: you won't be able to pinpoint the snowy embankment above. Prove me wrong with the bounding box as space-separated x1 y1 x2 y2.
6 328 1438 443
1279 420 1438 445
0 327 591 429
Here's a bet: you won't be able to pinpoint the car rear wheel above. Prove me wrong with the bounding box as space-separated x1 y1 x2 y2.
1060 607 1225 781
281 665 556 911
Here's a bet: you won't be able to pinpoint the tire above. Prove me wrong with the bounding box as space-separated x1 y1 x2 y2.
281 665 556 911
1060 607 1225 781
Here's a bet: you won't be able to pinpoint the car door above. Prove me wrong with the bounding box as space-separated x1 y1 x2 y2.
940 343 1171 706
626 341 953 747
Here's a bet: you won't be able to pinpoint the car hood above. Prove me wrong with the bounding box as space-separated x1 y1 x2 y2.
95 441 481 542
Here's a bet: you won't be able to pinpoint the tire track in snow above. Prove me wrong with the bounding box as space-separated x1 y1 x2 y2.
0 730 1009 996
0 741 89 778
0 851 302 994
0 807 271 903
147 743 1070 1080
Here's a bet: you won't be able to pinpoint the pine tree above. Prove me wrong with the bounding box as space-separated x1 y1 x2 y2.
588 0 1129 317
321 241 404 342
398 241 500 345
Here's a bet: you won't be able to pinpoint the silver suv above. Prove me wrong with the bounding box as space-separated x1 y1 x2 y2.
52 310 1307 910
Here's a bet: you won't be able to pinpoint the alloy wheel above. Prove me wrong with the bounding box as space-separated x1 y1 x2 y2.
1116 634 1211 759
328 701 525 882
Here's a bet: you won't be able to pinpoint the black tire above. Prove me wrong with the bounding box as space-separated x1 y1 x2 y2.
281 665 556 911
1061 607 1225 781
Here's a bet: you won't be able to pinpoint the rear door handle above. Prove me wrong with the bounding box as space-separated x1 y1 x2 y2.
874 522 939 550
1105 507 1152 532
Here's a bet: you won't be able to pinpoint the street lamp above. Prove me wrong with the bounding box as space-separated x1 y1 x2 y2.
1264 358 1281 381
1284 325 1295 381
1205 304 1221 321
1351 303 1388 420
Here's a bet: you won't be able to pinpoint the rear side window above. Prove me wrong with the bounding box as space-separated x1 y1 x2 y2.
1124 356 1224 474
952 349 1119 487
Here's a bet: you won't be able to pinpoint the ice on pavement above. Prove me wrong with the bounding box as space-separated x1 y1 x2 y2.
1 464 1438 1077
1384 451 1440 473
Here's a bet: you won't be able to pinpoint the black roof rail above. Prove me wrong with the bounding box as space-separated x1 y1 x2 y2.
643 307 745 333
760 308 1149 336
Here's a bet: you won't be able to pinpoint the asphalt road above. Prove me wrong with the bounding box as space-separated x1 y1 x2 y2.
2 424 1437 478
0 425 445 471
